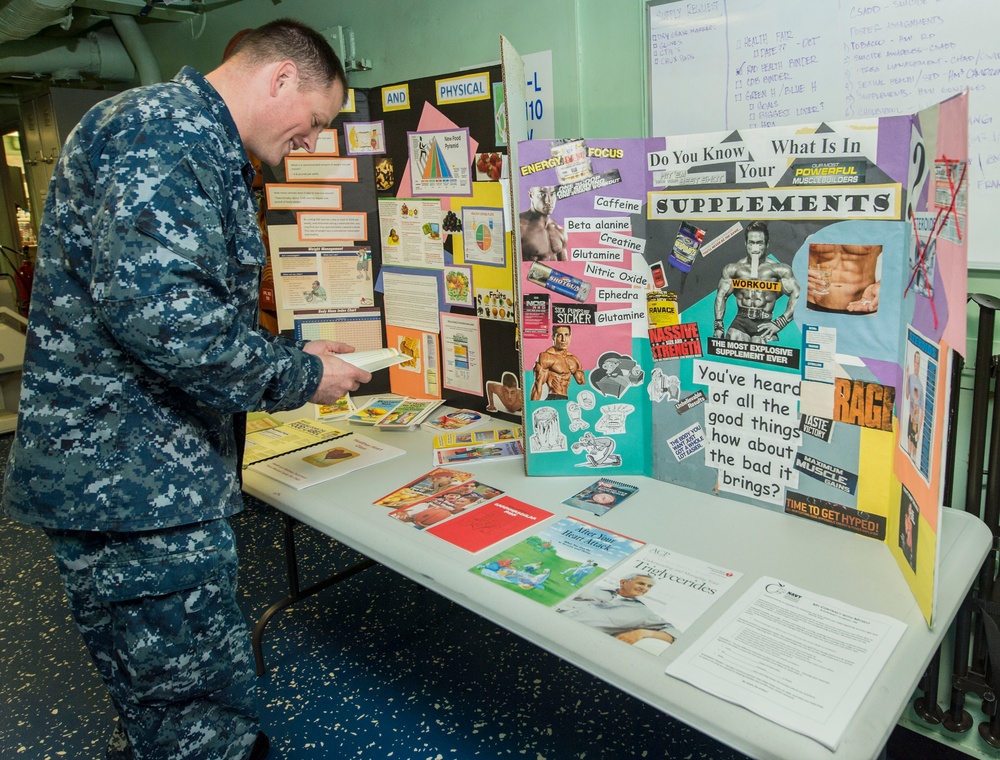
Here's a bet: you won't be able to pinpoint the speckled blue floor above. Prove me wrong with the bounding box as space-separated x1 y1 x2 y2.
0 429 962 759
0 426 747 760
236 509 753 759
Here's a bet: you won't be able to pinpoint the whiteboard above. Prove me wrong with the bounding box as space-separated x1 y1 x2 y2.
647 0 999 269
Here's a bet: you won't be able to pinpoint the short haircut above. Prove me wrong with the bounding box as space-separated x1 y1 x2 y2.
744 219 769 245
621 573 655 583
553 325 571 335
228 18 347 98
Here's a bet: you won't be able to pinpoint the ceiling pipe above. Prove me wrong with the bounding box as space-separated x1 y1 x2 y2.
72 0 247 23
0 26 135 81
0 0 76 44
109 12 160 85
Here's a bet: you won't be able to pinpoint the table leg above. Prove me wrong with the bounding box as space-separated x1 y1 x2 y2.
252 513 377 675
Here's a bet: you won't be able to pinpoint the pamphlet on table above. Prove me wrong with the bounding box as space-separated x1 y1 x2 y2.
665 576 906 751
432 438 524 466
469 516 644 607
249 432 405 490
423 408 492 432
242 416 351 467
373 468 476 509
315 394 357 421
347 395 404 425
431 426 523 465
562 478 639 516
554 544 741 655
433 426 522 449
425 495 552 553
348 395 443 429
387 480 505 531
374 398 445 430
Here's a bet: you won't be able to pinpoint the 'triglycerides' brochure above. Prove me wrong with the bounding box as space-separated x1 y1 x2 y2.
554 544 741 655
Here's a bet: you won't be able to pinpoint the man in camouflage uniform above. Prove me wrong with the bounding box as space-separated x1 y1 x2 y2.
1 19 371 759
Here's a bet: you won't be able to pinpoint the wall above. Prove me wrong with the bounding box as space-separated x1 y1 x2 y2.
141 0 647 139
137 0 994 509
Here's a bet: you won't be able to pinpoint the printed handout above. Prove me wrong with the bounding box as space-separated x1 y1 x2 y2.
250 433 405 490
242 418 350 467
665 576 906 751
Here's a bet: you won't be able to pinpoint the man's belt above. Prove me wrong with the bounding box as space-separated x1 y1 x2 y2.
736 307 772 321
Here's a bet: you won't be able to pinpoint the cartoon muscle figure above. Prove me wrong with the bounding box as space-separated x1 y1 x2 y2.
571 432 622 468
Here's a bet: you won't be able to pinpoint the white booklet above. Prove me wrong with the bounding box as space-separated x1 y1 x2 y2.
340 347 410 372
249 430 405 490
665 576 906 751
554 544 741 655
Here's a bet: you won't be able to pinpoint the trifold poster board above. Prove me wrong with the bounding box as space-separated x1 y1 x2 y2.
516 94 969 626
261 38 527 420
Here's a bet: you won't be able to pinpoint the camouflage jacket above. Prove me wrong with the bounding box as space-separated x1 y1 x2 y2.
2 67 322 531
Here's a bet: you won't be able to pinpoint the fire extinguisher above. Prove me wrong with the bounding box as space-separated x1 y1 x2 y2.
16 258 33 314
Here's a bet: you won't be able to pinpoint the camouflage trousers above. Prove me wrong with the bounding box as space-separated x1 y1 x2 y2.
45 518 259 759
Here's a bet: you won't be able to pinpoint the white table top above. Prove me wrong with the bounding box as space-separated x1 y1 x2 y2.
243 413 990 760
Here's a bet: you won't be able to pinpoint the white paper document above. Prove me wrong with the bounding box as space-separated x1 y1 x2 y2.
339 348 410 372
250 433 405 490
665 576 906 751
